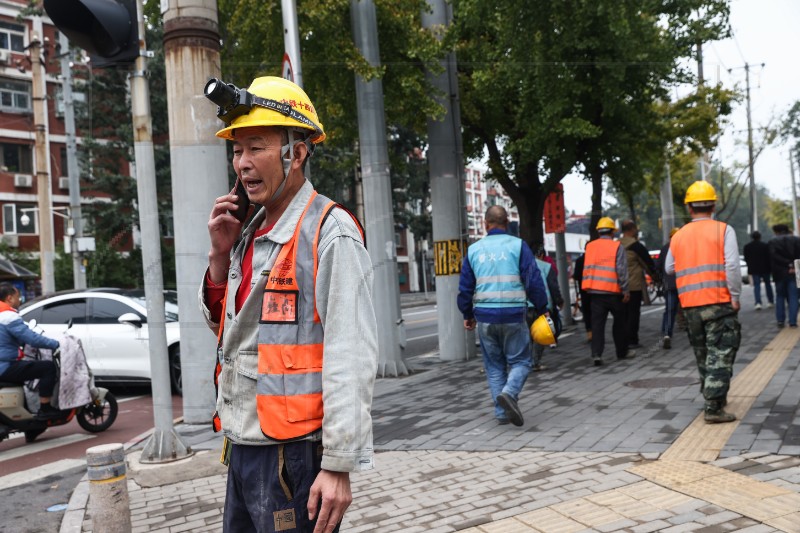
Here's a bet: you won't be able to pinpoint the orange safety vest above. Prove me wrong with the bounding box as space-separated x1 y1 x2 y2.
671 219 730 308
212 191 364 441
581 238 622 293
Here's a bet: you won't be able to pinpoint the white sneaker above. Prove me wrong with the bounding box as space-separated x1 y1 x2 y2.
767 303 774 309
755 303 762 310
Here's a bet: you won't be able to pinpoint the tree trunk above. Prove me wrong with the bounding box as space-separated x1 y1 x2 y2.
589 163 604 241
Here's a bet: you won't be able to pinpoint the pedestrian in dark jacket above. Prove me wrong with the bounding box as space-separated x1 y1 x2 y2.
743 231 774 310
768 224 800 328
657 228 680 348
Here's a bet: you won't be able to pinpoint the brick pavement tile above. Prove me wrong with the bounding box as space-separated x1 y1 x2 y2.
630 520 676 533
170 519 206 532
658 524 706 532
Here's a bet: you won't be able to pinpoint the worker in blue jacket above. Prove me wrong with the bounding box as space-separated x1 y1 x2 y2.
458 206 548 427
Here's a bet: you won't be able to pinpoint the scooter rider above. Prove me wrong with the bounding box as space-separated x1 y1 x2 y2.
0 283 61 419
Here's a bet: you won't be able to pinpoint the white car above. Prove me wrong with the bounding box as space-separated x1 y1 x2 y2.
19 289 183 394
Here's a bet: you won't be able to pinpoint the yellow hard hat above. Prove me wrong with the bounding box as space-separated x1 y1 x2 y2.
530 315 556 346
596 217 616 231
684 181 717 205
214 76 326 143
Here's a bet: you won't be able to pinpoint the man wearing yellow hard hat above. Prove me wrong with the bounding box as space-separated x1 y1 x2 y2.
199 76 377 532
581 217 632 366
665 180 741 424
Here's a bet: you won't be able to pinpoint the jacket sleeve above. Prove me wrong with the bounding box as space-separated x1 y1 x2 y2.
5 317 60 350
615 243 629 292
546 268 563 307
520 242 548 313
631 241 657 278
315 209 377 473
457 254 476 320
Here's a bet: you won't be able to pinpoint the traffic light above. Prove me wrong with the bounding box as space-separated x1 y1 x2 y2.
43 0 139 68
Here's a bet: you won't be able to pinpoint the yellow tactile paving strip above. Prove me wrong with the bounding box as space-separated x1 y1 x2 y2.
662 327 800 462
462 327 800 533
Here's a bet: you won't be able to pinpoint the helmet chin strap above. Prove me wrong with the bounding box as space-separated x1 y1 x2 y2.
267 130 299 205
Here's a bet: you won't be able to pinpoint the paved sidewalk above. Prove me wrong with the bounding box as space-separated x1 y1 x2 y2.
62 290 800 532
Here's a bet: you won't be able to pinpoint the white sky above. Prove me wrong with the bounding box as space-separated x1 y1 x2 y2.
563 0 800 215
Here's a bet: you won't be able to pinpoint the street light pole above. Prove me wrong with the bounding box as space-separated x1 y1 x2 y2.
29 34 56 294
130 0 190 463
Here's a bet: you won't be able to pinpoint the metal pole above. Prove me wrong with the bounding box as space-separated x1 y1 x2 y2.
30 34 56 294
131 0 190 463
281 0 303 87
59 35 86 289
791 149 799 236
350 0 407 376
555 232 573 327
162 0 227 423
660 160 675 243
745 64 757 231
422 0 469 362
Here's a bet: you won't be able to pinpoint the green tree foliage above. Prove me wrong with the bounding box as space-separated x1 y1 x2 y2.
450 0 730 245
71 20 175 289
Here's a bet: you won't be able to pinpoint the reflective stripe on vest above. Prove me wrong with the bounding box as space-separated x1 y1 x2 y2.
467 234 526 308
671 219 730 308
581 238 622 293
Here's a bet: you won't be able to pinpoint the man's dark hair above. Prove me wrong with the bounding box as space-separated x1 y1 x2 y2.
0 283 18 302
751 231 761 240
772 224 790 235
484 205 509 227
691 204 714 215
620 219 637 233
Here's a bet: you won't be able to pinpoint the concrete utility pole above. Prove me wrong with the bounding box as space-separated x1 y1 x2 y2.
660 160 675 243
745 63 757 232
131 0 190 462
696 42 709 182
791 150 799 236
59 34 86 289
162 0 227 424
30 33 56 294
422 0 474 362
350 0 408 376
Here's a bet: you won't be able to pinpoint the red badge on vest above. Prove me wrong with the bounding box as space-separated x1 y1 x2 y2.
261 289 299 323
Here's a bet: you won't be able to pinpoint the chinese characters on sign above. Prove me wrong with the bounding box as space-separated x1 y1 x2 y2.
434 239 466 276
544 183 566 234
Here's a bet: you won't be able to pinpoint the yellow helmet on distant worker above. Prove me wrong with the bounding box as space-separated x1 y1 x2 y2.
212 76 326 143
684 181 717 205
530 315 556 346
669 227 680 238
596 217 616 231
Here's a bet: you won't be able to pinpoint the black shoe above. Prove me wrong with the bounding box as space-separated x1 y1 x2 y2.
778 322 785 329
704 409 736 424
497 418 510 426
628 343 642 349
496 392 524 427
35 404 62 420
593 356 603 367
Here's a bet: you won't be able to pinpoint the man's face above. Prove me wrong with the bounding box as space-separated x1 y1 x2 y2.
231 126 286 206
5 290 20 309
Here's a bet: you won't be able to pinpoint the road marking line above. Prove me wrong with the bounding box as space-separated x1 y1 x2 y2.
407 333 439 342
403 307 437 317
0 433 95 463
117 395 146 403
0 458 85 491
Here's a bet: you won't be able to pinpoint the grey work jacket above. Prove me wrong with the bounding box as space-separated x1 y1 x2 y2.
199 180 378 472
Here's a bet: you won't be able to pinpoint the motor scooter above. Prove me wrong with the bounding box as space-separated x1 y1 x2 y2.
0 321 118 443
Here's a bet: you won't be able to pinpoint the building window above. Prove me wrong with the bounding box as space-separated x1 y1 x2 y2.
0 143 33 174
0 78 31 113
0 22 25 53
3 203 37 235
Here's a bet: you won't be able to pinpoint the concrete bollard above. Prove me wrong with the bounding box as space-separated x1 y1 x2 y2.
86 443 132 533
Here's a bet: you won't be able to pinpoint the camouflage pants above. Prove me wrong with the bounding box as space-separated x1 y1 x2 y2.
683 303 741 413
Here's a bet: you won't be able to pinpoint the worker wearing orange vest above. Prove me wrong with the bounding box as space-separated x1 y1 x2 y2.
200 77 378 532
665 181 741 424
581 217 632 366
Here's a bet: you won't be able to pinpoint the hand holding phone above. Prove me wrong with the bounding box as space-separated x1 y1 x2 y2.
230 178 250 223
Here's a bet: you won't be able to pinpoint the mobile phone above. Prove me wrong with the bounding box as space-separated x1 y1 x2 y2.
230 178 250 223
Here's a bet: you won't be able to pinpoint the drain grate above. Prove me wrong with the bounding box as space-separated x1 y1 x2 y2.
624 377 699 389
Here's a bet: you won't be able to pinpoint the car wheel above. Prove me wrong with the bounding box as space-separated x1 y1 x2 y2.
169 345 183 396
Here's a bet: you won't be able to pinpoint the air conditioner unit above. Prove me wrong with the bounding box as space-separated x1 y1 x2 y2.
14 174 32 188
58 177 70 190
0 50 9 65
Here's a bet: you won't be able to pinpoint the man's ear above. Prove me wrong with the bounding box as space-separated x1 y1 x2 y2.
292 142 308 170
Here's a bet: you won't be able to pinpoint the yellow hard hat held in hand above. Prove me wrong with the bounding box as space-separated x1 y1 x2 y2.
531 315 557 346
